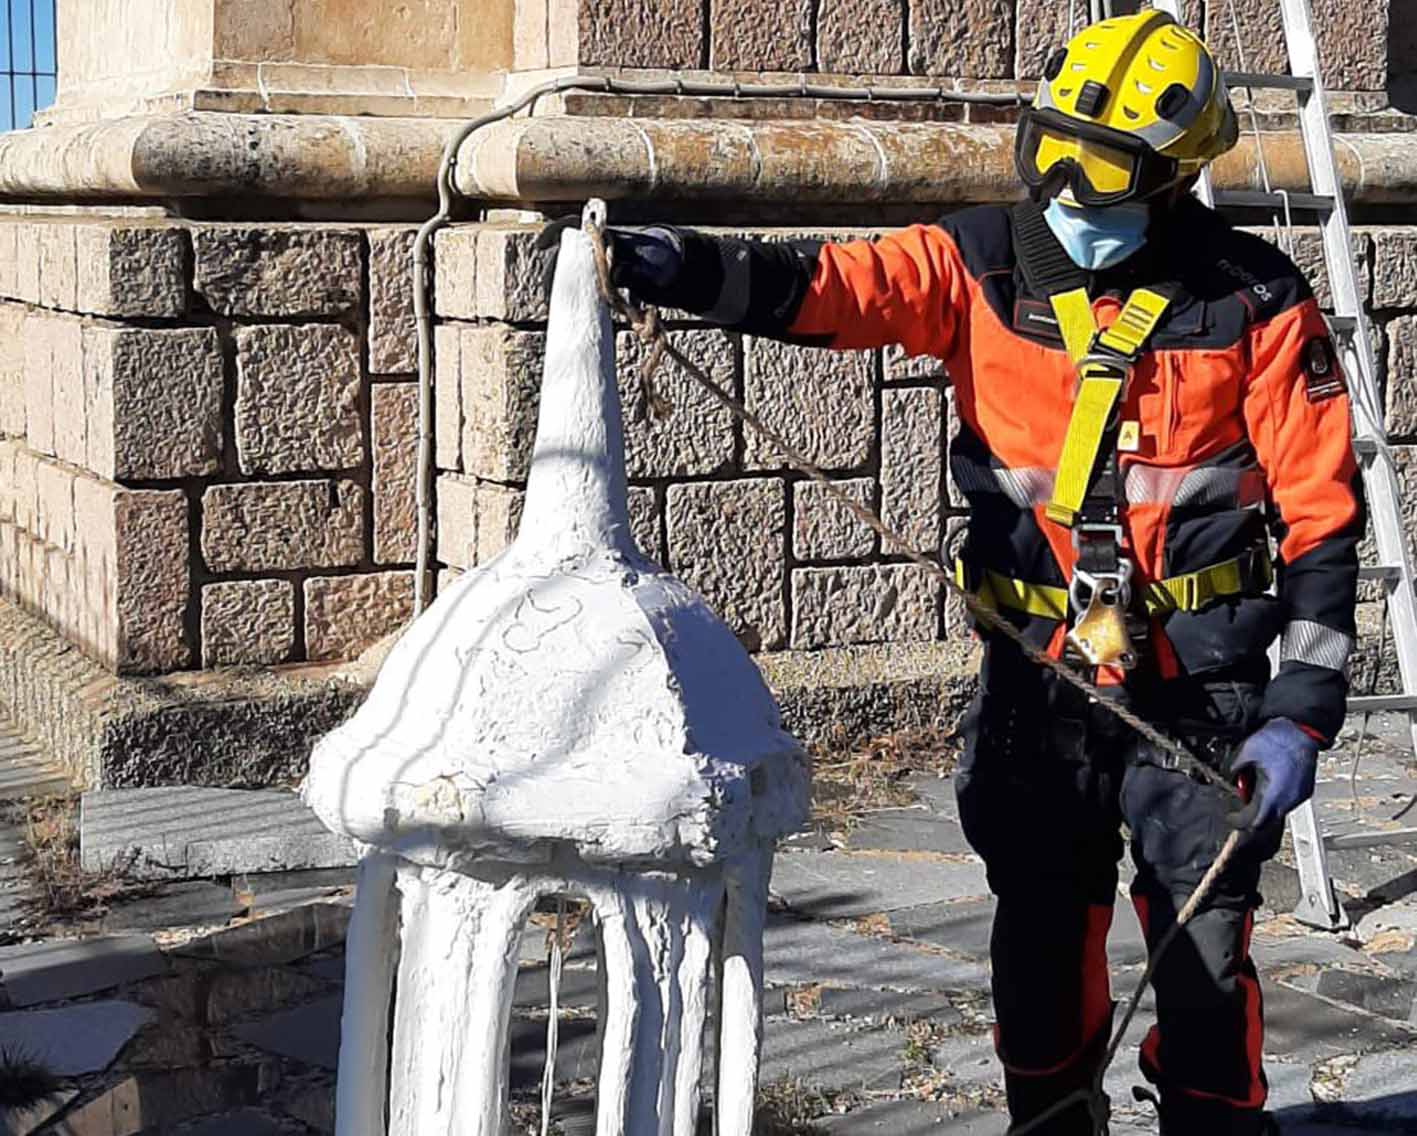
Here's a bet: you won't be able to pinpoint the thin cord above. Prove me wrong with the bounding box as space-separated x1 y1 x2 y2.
1009 829 1246 1136
410 75 1024 613
540 896 567 1136
584 223 1239 797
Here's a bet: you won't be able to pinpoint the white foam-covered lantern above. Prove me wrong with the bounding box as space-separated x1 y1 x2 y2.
304 213 810 1136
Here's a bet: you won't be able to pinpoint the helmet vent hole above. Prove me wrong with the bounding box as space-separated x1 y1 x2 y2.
1149 57 1167 71
1156 83 1191 120
1058 86 1075 97
1135 80 1154 95
1123 106 1141 120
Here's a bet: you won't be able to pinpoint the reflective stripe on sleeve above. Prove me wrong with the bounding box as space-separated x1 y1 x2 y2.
1280 619 1355 671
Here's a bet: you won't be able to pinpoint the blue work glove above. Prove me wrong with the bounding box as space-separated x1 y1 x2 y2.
1226 718 1319 831
536 218 685 302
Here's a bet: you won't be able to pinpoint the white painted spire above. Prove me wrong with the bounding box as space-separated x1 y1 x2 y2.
516 222 635 563
303 220 808 870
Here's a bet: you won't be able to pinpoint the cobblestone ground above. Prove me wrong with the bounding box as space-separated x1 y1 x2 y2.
2 717 1417 1133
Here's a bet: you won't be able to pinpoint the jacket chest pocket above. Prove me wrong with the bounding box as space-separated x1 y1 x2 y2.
1156 348 1246 455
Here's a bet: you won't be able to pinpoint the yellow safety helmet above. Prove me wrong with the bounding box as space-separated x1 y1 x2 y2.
1015 10 1238 206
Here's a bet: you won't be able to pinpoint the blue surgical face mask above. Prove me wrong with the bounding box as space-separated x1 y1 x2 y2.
1043 197 1152 271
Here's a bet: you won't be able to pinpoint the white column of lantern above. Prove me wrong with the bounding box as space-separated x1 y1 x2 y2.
303 214 810 1136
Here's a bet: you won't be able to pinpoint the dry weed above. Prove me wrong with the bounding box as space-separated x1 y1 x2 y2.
18 796 151 929
811 725 961 831
753 1076 838 1134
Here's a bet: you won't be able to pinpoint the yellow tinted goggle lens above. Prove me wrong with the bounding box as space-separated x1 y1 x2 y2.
1030 128 1137 196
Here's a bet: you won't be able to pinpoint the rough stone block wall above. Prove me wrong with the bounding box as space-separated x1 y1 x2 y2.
2 209 1414 675
0 216 420 674
536 0 1403 103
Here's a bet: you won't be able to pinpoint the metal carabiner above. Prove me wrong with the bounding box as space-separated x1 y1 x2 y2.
1067 561 1138 670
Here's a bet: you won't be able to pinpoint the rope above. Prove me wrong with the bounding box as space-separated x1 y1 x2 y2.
584 221 1236 798
1008 829 1245 1136
583 220 1254 1136
410 74 1025 614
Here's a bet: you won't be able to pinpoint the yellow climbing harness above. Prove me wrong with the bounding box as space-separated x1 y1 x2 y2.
1044 285 1173 529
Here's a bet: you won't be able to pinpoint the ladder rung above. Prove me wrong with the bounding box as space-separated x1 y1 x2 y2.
1347 694 1417 714
1323 828 1417 852
1223 71 1315 93
1211 190 1336 212
1358 564 1404 582
1327 315 1357 335
1354 437 1380 457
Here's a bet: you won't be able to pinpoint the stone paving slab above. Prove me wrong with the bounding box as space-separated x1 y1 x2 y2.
102 881 246 933
771 850 989 918
928 1028 1000 1089
846 808 974 856
0 934 166 1006
1265 981 1416 1060
1253 930 1383 975
513 962 600 1011
173 903 350 966
231 993 343 1070
759 1016 910 1095
1326 1048 1417 1125
888 898 994 958
509 1017 601 1088
1313 969 1417 1020
764 914 991 995
0 1000 153 1075
811 986 962 1028
81 787 360 879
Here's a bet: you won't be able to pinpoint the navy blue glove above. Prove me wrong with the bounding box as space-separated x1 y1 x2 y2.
536 219 685 301
1227 717 1319 831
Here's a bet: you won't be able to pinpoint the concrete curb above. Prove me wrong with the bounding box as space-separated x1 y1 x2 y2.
0 597 983 789
0 598 364 791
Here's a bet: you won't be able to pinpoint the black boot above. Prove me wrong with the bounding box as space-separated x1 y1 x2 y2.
1005 1073 1107 1135
1157 1092 1275 1135
1004 1021 1112 1136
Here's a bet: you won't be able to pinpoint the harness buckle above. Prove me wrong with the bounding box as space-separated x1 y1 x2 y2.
1074 347 1135 404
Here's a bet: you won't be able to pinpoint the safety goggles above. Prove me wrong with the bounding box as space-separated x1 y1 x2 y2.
1015 108 1180 207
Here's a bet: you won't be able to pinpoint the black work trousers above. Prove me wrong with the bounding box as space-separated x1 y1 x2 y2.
955 642 1285 1135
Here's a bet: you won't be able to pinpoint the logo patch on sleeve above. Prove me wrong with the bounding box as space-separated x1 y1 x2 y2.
1302 335 1344 403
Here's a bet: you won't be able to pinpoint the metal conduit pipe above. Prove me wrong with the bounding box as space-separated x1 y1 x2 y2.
411 74 1026 611
398 73 1408 609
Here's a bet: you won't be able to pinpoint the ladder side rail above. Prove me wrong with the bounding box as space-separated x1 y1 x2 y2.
1289 797 1348 929
1279 0 1417 786
1149 0 1217 206
1277 0 1382 423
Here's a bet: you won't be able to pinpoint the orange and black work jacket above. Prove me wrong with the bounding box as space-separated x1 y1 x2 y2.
652 196 1362 744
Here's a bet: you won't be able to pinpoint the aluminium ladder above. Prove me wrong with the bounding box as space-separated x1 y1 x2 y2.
1149 0 1417 930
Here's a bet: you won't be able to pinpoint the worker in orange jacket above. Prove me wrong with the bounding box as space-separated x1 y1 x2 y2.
545 11 1361 1134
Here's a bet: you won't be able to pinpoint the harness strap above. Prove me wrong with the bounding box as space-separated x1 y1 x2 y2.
957 549 1273 622
1048 286 1097 364
1044 286 1173 528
